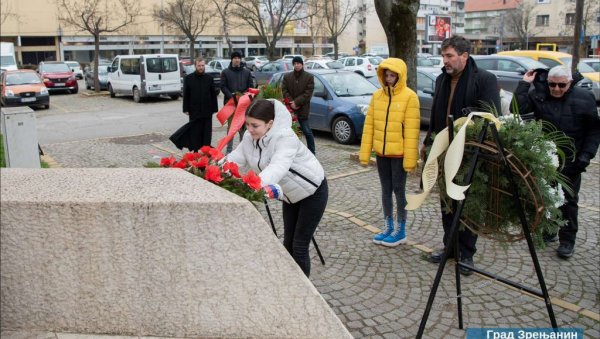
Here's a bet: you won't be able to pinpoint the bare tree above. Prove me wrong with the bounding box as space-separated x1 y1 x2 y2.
374 0 419 90
1 1 16 25
153 0 214 59
231 0 308 60
304 0 325 56
505 0 538 50
56 0 139 93
557 0 599 55
322 0 362 60
212 0 237 56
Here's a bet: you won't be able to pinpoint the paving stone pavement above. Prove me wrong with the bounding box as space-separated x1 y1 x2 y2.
34 126 600 338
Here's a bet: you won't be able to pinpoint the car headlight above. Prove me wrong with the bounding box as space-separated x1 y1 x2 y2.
5 89 15 97
40 87 49 95
357 104 369 115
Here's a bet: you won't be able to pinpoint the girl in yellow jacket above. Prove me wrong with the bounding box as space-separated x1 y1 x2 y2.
359 58 420 246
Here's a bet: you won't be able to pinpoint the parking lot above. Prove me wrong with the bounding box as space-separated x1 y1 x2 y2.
29 86 600 338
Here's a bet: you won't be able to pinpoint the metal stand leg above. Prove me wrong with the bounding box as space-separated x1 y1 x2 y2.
263 199 326 265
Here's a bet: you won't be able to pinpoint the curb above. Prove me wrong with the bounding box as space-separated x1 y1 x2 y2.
81 91 110 97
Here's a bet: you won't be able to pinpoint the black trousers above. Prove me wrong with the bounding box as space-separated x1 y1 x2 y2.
282 178 328 277
559 171 581 246
188 117 212 152
440 200 478 260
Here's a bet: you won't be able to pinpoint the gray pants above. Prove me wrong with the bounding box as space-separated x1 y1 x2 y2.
376 156 407 221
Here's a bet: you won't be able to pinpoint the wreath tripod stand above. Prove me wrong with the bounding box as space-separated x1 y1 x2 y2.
263 200 326 265
416 117 557 338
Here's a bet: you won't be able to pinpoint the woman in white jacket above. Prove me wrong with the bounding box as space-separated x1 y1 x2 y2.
227 99 328 277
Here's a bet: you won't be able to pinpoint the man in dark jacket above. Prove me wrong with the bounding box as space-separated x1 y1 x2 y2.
512 65 600 259
182 57 218 151
221 51 254 153
282 56 316 154
421 35 501 275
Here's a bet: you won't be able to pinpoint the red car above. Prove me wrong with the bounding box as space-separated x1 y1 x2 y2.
37 61 79 94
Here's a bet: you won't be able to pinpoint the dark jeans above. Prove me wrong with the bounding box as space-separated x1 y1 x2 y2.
376 156 407 221
282 178 328 277
189 117 212 152
298 118 315 155
558 171 581 246
440 200 478 260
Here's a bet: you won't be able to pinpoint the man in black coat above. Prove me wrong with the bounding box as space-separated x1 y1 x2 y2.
282 56 315 154
221 51 254 153
181 58 218 151
421 35 501 275
512 65 600 259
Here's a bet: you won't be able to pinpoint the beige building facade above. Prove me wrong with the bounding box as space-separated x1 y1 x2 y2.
0 0 334 66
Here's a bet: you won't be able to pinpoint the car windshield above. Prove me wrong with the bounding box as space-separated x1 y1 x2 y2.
66 62 79 68
42 63 70 72
322 72 377 97
368 58 382 65
559 57 596 73
97 66 109 74
6 72 42 85
325 61 344 69
516 57 548 70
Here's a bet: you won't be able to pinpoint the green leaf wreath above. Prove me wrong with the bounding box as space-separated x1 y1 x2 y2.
436 104 574 249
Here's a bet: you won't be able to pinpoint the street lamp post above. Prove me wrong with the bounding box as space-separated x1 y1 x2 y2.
160 0 165 54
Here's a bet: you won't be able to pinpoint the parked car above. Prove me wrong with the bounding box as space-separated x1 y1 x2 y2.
497 50 599 101
472 55 549 92
338 56 381 77
84 63 110 90
0 69 49 109
107 54 181 102
244 56 269 71
367 66 441 125
180 64 221 94
65 61 83 79
207 59 231 72
37 61 78 94
325 52 349 60
282 54 305 62
580 57 600 72
428 56 443 66
416 57 435 67
270 69 377 144
304 59 344 70
254 60 293 86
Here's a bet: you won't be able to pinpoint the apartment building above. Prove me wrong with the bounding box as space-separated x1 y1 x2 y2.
465 0 600 55
0 0 334 66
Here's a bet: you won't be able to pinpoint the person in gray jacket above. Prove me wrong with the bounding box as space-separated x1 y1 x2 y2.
221 51 254 153
227 99 328 277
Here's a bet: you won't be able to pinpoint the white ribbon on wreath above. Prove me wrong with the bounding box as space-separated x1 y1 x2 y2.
406 112 501 210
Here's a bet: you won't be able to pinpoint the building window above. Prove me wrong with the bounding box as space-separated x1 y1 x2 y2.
536 15 550 26
565 13 575 25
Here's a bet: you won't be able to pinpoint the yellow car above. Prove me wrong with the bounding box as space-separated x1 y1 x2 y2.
498 50 599 101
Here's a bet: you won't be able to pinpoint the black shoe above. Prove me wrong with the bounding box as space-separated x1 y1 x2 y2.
556 243 574 259
543 233 558 244
459 257 474 276
428 249 455 263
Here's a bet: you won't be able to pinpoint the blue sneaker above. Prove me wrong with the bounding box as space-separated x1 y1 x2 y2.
373 216 394 245
381 220 406 247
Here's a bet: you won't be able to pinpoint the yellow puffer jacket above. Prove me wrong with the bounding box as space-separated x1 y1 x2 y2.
359 58 421 171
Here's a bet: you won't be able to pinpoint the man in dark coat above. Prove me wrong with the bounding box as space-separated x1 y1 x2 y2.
512 65 600 259
181 57 218 151
282 56 316 154
421 35 501 275
221 51 254 153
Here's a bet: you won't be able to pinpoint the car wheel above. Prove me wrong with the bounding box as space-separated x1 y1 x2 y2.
43 104 50 109
252 65 257 71
170 94 180 100
133 87 142 103
332 116 356 144
71 87 78 94
108 84 115 98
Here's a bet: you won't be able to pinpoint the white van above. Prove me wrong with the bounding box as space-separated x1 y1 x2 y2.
1 42 18 71
107 54 181 102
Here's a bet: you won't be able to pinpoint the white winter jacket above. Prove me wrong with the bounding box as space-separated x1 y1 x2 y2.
227 99 325 204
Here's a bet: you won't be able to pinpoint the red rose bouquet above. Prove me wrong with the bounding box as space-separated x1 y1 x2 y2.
159 146 265 202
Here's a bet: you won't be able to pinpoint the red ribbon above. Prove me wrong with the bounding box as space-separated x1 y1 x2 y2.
215 88 260 152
